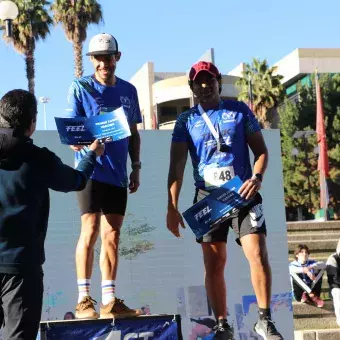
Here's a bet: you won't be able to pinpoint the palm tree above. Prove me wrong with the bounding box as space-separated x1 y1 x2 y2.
51 0 102 78
236 58 285 129
1 0 53 94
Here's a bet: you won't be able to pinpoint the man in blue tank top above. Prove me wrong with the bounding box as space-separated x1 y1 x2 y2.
167 61 283 340
67 33 142 319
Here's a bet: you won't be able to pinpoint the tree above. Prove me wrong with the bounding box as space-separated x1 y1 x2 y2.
279 74 340 217
1 0 53 94
280 99 318 215
51 0 102 78
236 58 285 129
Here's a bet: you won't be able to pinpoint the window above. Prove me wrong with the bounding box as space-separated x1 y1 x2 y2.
160 107 177 117
300 75 311 87
286 84 297 96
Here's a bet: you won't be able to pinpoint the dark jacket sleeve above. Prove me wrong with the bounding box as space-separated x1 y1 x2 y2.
327 264 340 289
38 147 97 192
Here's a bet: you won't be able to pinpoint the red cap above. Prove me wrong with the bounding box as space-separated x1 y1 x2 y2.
189 61 220 81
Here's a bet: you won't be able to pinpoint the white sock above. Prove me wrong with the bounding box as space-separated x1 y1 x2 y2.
102 280 115 305
77 279 91 303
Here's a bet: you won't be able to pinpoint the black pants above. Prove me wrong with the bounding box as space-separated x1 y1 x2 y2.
0 272 43 340
292 275 323 301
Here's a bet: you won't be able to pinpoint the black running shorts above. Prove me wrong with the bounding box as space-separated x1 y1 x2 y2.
77 179 127 216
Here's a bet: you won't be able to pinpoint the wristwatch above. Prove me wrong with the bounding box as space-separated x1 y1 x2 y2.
132 161 142 170
251 173 263 182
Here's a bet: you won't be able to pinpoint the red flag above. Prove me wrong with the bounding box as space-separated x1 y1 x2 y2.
315 71 330 209
151 106 158 130
152 111 158 130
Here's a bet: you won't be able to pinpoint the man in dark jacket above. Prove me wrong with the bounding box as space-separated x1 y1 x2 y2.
326 239 340 326
0 89 104 339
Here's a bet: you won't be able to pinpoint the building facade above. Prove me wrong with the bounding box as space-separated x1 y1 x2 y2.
130 49 239 130
131 48 340 129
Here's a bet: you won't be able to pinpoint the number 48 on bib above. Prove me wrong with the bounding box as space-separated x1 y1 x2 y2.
203 166 235 189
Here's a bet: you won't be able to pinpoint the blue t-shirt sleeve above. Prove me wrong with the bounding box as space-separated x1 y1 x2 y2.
129 86 142 125
172 112 190 143
239 101 261 136
66 81 85 118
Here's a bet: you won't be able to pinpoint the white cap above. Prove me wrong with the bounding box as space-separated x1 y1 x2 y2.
86 33 119 56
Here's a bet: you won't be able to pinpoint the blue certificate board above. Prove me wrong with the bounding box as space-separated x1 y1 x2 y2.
182 176 252 239
55 107 131 145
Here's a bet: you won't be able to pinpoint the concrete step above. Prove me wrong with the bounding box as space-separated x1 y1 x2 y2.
293 300 337 332
287 232 340 241
294 318 339 331
295 329 340 340
293 300 334 318
288 229 340 236
288 239 338 253
288 253 331 263
287 221 340 232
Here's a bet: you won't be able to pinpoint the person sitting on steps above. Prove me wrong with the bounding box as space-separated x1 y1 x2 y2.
289 244 326 308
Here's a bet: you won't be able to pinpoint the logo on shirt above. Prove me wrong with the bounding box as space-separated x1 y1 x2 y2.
120 96 131 109
194 120 204 128
222 111 236 122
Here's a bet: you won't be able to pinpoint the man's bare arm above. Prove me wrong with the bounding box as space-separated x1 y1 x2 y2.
128 124 141 164
239 131 268 199
247 131 268 178
167 142 189 209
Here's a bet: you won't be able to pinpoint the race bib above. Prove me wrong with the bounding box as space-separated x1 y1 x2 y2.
203 166 235 188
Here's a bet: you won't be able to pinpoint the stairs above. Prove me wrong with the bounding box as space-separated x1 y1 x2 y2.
288 221 340 339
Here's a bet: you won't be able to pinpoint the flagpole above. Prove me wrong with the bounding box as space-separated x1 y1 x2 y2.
320 170 328 220
315 67 329 221
248 73 253 111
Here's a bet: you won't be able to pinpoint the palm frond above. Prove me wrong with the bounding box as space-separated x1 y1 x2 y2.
237 58 285 128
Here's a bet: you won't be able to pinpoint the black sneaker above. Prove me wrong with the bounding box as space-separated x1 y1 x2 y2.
254 317 283 340
212 319 235 340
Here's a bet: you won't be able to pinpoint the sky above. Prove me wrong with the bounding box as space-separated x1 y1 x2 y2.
0 0 340 130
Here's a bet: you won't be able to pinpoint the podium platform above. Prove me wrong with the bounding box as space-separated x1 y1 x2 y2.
38 314 182 340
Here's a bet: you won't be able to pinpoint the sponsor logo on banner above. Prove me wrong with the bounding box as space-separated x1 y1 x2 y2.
194 205 212 222
94 331 154 340
65 124 86 132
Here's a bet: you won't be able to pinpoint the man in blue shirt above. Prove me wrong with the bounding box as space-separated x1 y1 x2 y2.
167 62 283 340
67 33 142 319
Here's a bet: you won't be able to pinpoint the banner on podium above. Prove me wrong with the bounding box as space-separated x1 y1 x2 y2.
38 315 182 340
